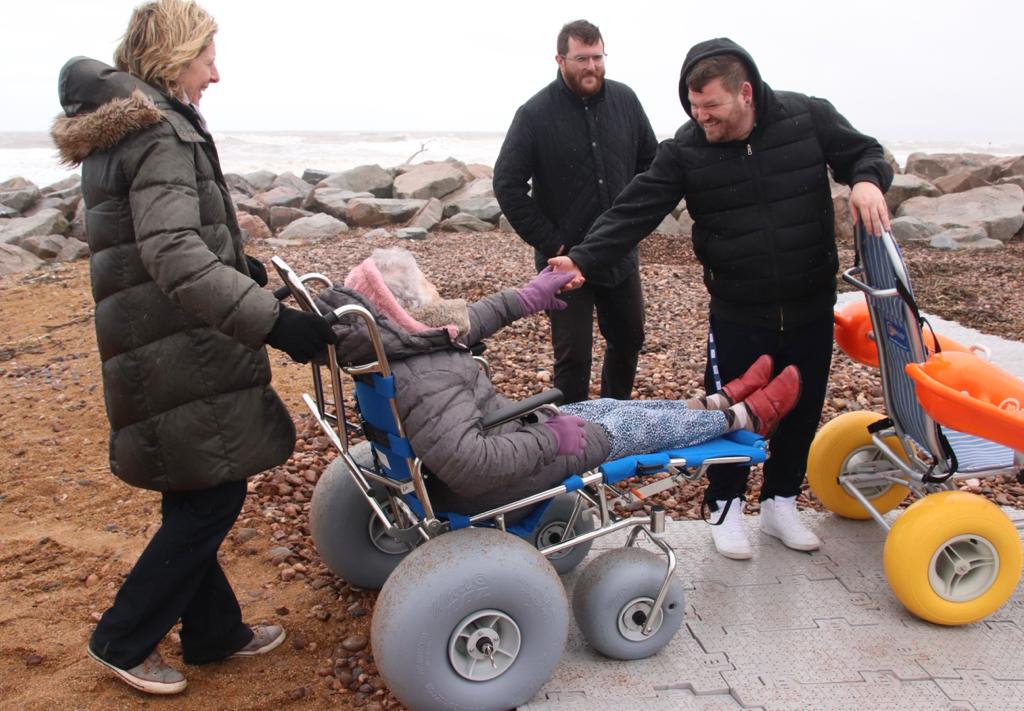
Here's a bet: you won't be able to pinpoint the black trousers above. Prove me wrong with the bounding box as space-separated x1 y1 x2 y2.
549 268 645 404
703 311 834 504
89 479 253 668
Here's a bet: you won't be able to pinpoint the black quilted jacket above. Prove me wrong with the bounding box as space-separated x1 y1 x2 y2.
494 73 658 288
569 38 894 328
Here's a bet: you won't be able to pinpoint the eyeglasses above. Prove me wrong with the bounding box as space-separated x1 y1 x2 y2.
561 53 607 66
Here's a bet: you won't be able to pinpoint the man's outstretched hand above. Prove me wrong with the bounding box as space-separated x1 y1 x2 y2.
547 256 585 290
850 181 891 237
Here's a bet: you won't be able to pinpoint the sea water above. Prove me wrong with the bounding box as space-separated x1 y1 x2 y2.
3 130 1022 189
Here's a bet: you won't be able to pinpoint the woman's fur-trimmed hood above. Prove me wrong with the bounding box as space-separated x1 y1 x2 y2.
51 89 162 166
51 57 166 166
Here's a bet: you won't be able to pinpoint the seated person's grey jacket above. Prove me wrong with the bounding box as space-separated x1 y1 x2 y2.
315 284 611 515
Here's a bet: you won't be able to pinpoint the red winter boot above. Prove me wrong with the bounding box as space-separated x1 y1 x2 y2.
743 365 801 436
721 354 773 405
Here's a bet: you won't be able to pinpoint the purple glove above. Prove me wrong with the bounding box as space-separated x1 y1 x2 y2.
544 414 587 457
516 267 574 315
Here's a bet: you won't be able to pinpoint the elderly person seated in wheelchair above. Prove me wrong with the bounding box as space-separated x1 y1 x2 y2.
318 247 800 515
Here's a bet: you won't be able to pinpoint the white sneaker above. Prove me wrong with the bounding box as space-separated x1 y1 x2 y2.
760 495 820 551
708 498 752 560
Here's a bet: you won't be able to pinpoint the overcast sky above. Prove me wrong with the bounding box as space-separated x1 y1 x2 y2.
4 0 1022 147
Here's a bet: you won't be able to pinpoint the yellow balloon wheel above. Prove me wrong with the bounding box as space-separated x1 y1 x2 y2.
884 491 1023 625
806 411 909 519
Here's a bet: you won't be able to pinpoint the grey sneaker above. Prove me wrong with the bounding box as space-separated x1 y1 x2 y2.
231 625 286 657
87 647 187 695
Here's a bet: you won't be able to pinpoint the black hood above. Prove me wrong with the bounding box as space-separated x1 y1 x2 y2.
58 56 165 117
678 38 768 121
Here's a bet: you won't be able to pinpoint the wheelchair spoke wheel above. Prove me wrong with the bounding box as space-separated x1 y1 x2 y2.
884 491 1023 625
573 547 684 660
806 411 909 519
372 528 569 711
530 494 596 574
310 447 416 590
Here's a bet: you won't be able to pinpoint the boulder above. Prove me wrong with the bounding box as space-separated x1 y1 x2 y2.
69 202 86 240
831 183 853 243
301 168 331 185
363 228 391 240
653 214 684 236
55 237 90 262
438 213 493 232
41 175 82 201
671 198 688 220
929 227 1000 250
933 164 1003 194
305 187 365 220
407 198 444 231
442 197 501 223
0 204 17 218
885 173 941 214
316 165 393 198
254 186 305 211
242 170 276 192
0 177 41 214
441 178 494 206
0 243 44 276
225 173 257 197
996 155 1024 179
277 213 349 241
345 198 427 228
498 215 515 233
0 209 70 245
895 184 1024 242
904 153 998 181
237 212 272 241
676 209 694 236
235 197 270 225
269 206 313 232
25 195 78 220
393 163 466 200
467 164 493 180
20 234 68 260
997 175 1024 191
397 227 428 240
882 146 901 175
271 171 313 199
890 216 943 243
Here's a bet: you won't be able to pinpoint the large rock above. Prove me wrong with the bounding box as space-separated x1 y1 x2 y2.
345 198 426 227
237 212 272 241
235 196 270 225
441 178 494 206
929 227 1001 250
20 234 68 260
498 215 515 233
301 168 330 185
305 187 369 220
0 204 17 218
438 213 493 232
0 209 70 245
997 155 1024 179
254 186 305 211
41 175 82 201
885 173 941 213
442 196 501 223
654 214 684 236
407 198 444 231
904 153 998 181
316 165 393 198
831 183 853 243
890 216 943 243
467 164 494 180
271 172 313 199
242 170 276 192
270 206 313 232
933 164 1003 194
393 163 466 200
25 195 79 220
895 184 1024 242
676 209 694 236
225 173 257 197
277 213 349 241
56 237 90 262
0 243 44 276
0 177 41 214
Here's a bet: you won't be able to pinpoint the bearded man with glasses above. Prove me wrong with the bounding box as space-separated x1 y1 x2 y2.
494 19 657 405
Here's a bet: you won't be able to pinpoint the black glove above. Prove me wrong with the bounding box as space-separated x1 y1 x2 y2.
245 254 268 287
266 306 336 364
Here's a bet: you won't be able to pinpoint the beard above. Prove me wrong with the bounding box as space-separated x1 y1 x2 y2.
562 66 605 98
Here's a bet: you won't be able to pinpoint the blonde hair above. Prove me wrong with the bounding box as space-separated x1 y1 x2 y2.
114 0 217 99
371 248 434 310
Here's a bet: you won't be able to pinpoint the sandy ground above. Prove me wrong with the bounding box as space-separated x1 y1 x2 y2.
2 229 1023 710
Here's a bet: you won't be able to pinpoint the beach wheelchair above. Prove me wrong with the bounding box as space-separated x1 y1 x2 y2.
809 224 1024 625
270 256 768 711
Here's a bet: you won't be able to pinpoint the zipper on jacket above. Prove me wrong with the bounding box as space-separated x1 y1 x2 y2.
746 144 752 156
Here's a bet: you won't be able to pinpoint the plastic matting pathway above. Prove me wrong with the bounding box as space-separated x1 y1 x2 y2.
523 510 1024 711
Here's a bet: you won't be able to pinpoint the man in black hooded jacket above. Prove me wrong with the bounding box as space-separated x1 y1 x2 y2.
494 19 658 404
550 37 893 560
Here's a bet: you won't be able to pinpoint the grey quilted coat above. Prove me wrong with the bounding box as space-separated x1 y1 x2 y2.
317 286 611 514
51 58 295 491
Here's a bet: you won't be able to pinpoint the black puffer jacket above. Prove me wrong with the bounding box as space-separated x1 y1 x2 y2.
568 38 894 328
494 73 658 288
51 58 294 491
